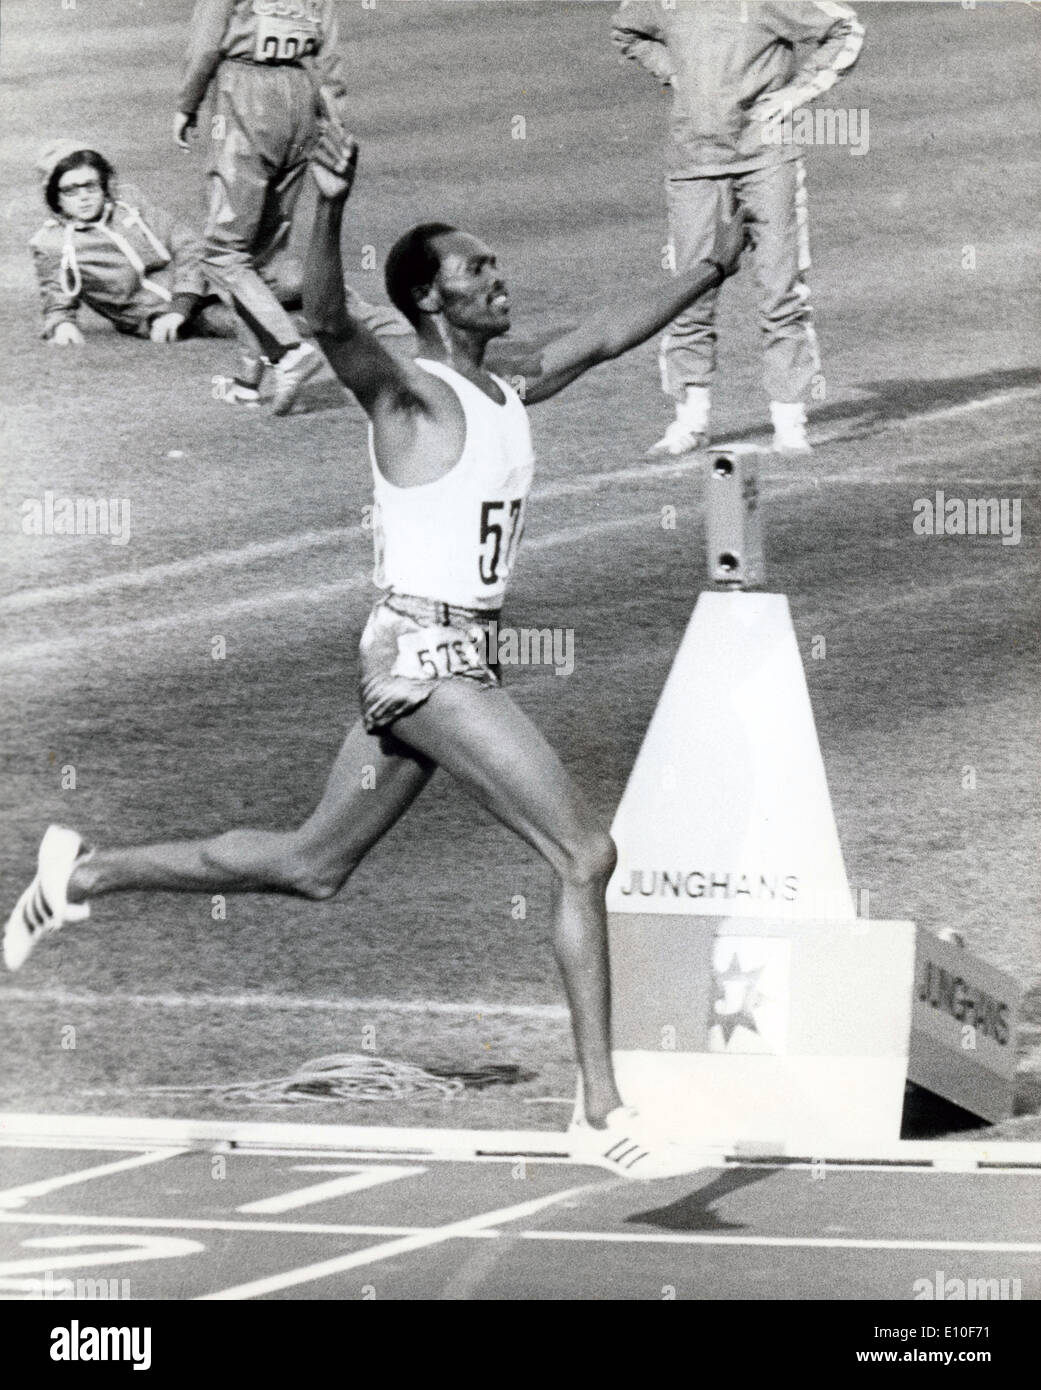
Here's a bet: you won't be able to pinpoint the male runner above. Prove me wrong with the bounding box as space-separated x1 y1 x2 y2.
5 125 746 1178
175 0 350 412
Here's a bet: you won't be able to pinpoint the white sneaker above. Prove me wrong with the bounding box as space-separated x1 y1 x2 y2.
568 1105 706 1181
770 401 812 455
648 385 711 457
219 380 262 408
647 420 709 458
271 342 323 416
4 826 91 972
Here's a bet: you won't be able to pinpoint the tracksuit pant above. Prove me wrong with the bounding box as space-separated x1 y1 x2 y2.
204 59 317 368
661 157 820 405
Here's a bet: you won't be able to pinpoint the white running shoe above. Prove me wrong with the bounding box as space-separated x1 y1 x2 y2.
648 386 711 457
770 400 812 455
647 420 709 458
4 826 90 972
219 380 262 408
569 1106 706 1181
271 342 323 416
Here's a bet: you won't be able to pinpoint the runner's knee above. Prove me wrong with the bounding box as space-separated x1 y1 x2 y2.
280 817 367 899
557 830 616 888
283 846 355 901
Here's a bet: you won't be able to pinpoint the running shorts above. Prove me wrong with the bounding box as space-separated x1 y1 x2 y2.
358 592 502 735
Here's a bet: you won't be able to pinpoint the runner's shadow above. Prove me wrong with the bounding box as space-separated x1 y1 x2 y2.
712 364 1040 444
626 1166 775 1232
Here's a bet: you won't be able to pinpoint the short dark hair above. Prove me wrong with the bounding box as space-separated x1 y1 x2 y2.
46 150 114 214
384 222 457 326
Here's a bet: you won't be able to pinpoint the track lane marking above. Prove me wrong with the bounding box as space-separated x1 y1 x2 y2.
0 530 353 613
0 986 568 1020
523 1231 1041 1253
0 1149 187 1210
237 1164 426 1214
1 1134 1038 1172
3 518 1033 669
4 384 1038 621
0 1211 492 1239
0 1233 203 1279
197 1181 601 1299
0 515 656 666
2 1213 1038 1258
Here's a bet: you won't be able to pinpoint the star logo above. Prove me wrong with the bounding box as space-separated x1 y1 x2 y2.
710 952 768 1045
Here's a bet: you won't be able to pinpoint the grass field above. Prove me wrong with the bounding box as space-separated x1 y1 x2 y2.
1 1 1039 1135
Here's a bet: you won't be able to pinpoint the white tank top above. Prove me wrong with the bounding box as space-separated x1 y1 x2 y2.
369 358 535 611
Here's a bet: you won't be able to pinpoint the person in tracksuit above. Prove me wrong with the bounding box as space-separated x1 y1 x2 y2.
31 141 235 346
175 0 351 413
612 0 864 455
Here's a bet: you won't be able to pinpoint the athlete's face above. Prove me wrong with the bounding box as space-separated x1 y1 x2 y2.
428 232 511 337
56 164 106 223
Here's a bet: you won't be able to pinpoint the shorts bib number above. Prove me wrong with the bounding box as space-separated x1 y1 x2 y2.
392 627 486 681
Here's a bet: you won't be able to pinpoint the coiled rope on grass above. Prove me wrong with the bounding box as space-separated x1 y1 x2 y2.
142 1053 466 1105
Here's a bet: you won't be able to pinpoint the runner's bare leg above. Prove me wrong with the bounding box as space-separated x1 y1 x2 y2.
67 722 435 902
392 682 623 1127
66 681 621 1122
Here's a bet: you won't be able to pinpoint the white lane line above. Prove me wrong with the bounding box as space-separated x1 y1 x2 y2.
0 1138 578 1166
805 386 1041 447
0 1149 186 1210
0 1210 492 1240
216 1149 579 1165
811 570 1021 625
4 383 1037 618
1 1121 1038 1169
5 485 1034 670
0 513 657 666
0 1115 577 1161
1 1212 1038 1256
0 576 366 667
197 1181 600 1299
0 1233 204 1279
0 987 568 1020
237 1165 426 1215
0 529 352 613
523 1231 1041 1254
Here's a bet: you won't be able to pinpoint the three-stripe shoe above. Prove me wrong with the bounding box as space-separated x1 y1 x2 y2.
4 826 90 972
568 1106 704 1181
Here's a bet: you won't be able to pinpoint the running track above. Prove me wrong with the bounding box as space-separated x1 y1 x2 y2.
2 1121 1040 1301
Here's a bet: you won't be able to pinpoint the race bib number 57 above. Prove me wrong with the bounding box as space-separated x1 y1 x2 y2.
392 627 485 681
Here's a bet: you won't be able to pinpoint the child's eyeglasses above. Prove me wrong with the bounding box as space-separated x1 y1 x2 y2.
58 178 102 196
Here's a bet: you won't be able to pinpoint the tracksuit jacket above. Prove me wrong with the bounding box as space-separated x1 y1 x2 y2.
178 0 348 116
30 200 209 339
611 0 865 177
